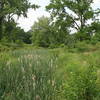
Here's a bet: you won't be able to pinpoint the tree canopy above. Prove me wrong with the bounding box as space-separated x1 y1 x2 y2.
46 0 100 40
31 16 68 47
0 0 38 40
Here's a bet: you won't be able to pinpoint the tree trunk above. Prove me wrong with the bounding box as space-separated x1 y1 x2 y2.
0 1 4 40
0 17 4 40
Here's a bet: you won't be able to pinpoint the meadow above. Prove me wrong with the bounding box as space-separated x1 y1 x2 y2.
0 45 100 100
0 0 100 99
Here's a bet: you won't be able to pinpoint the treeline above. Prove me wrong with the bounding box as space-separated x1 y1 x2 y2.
31 16 100 48
0 0 100 48
31 0 100 48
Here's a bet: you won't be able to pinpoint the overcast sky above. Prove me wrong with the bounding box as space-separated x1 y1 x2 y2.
17 0 100 32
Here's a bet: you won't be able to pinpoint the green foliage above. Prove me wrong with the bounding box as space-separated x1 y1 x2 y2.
31 16 50 47
72 41 100 52
75 30 91 41
64 34 77 48
10 26 32 44
90 21 100 43
64 65 97 100
0 20 32 44
0 0 100 99
0 49 58 100
46 0 100 40
0 43 20 52
0 0 38 41
56 46 100 100
0 45 100 99
31 16 68 47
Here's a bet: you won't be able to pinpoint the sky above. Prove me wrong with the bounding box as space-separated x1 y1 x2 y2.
17 0 100 32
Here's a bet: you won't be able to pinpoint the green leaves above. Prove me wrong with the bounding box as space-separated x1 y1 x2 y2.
31 16 70 47
31 16 51 47
0 49 57 100
84 11 94 20
64 65 97 100
46 0 99 41
0 0 38 41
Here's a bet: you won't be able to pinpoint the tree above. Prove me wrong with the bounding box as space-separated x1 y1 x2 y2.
46 0 100 40
31 16 68 47
1 20 32 44
31 16 51 47
0 0 38 40
11 26 31 43
90 21 100 42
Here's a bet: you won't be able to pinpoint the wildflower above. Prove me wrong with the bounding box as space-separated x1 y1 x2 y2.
32 75 36 81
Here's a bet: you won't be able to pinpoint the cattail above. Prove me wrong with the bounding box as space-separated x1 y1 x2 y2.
36 95 41 100
52 80 55 86
32 75 36 81
6 60 11 66
29 63 32 67
18 57 20 62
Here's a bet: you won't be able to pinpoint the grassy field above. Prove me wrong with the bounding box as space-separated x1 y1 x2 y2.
0 46 100 100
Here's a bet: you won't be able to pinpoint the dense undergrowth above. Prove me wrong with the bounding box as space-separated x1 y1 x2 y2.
0 43 100 100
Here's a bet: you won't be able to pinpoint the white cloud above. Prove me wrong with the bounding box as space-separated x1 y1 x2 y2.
17 0 50 32
94 0 100 3
92 0 100 9
17 9 49 31
17 0 100 32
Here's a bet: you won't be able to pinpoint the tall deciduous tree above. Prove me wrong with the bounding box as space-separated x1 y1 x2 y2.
0 0 38 40
46 0 100 40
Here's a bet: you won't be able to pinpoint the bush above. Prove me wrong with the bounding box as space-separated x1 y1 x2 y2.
64 35 76 48
63 65 98 100
75 41 91 52
0 42 23 52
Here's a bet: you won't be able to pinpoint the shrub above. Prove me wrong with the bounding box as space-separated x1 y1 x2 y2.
75 41 91 52
63 65 98 100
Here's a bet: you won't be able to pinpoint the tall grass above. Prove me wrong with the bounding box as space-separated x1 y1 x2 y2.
0 48 100 100
0 49 58 100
